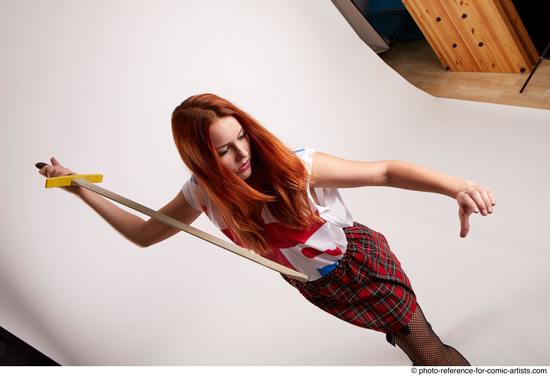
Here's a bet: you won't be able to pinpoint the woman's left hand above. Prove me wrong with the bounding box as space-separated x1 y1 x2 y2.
456 184 496 238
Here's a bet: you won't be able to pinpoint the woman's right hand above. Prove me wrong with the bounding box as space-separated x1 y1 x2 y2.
37 157 81 195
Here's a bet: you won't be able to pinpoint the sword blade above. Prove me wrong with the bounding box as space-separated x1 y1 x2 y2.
71 178 308 282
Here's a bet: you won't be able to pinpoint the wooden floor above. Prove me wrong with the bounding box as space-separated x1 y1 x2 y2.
380 39 550 110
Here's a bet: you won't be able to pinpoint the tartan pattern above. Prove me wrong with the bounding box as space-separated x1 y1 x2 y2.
282 221 417 335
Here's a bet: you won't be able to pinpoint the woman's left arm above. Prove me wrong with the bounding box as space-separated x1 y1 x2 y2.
386 160 496 238
310 152 496 238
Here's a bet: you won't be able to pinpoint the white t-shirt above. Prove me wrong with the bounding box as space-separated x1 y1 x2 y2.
181 147 354 281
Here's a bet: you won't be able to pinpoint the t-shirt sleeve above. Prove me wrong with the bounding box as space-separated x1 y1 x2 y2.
181 175 203 211
293 147 316 176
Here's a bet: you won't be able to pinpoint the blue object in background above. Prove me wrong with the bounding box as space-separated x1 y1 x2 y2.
352 0 424 42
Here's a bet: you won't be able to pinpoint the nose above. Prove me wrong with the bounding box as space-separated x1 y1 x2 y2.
234 144 248 160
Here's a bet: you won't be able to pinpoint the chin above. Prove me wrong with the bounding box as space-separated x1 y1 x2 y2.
239 169 252 180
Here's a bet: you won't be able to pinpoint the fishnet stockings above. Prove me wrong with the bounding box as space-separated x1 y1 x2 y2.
392 304 471 366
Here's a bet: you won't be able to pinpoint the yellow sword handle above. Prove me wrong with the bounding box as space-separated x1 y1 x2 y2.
35 162 102 188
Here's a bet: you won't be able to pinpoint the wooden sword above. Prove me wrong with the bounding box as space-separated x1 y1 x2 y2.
35 162 308 282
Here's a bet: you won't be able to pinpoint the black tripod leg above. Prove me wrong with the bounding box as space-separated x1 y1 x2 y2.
520 40 550 94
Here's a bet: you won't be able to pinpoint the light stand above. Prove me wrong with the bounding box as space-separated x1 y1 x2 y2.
519 40 550 94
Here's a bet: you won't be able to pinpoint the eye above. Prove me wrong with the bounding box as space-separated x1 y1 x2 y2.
217 131 246 157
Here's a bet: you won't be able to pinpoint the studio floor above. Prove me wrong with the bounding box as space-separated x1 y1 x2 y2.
381 39 550 111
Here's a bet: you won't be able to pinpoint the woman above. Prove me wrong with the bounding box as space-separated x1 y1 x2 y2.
37 93 495 366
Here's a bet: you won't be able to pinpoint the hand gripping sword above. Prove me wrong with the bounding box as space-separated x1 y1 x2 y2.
35 163 308 283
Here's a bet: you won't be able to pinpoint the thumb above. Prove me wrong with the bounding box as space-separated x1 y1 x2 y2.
459 207 470 238
51 157 60 166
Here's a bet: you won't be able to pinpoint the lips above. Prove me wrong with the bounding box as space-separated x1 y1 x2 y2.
237 160 250 173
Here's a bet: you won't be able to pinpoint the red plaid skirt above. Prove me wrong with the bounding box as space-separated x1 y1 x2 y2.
282 222 417 346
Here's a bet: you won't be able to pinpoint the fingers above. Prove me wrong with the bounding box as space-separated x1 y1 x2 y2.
460 193 479 215
459 207 470 238
457 186 495 216
488 190 496 206
456 184 496 238
478 187 495 215
38 163 51 177
40 165 56 178
480 190 493 214
470 190 490 215
37 157 74 178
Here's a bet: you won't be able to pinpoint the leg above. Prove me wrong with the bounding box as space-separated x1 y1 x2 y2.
391 304 471 366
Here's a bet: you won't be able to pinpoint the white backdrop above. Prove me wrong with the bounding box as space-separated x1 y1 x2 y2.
1 0 549 366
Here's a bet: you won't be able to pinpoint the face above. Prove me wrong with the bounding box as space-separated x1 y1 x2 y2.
209 116 252 180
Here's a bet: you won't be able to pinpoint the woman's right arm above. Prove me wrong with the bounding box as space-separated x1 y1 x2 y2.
38 157 202 248
77 187 202 247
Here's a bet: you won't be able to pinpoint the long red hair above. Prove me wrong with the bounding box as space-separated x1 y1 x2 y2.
171 93 323 256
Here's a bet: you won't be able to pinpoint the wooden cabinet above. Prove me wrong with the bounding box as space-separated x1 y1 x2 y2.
402 0 538 72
